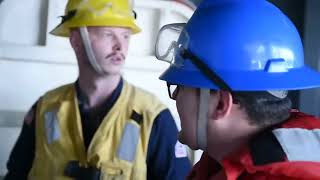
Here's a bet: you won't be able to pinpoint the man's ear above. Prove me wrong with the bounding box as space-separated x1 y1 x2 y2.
209 91 233 120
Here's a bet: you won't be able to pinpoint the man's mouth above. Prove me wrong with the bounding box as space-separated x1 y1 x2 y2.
111 56 123 63
106 52 125 61
106 53 125 65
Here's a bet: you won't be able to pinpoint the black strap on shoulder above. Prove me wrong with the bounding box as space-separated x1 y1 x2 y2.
64 161 101 180
130 110 143 124
249 130 286 165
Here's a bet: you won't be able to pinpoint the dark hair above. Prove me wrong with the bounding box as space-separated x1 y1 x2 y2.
233 91 292 127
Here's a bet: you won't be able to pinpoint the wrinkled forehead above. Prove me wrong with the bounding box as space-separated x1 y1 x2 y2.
87 26 132 34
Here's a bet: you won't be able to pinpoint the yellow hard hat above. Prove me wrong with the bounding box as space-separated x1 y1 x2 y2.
50 0 141 37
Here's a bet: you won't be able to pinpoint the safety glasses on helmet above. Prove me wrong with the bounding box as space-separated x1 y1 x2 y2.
155 23 233 100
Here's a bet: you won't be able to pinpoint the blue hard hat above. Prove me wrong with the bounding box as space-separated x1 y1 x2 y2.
158 0 320 91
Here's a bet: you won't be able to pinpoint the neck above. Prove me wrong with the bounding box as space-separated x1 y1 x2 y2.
78 72 121 108
207 111 262 163
207 137 244 165
209 133 253 163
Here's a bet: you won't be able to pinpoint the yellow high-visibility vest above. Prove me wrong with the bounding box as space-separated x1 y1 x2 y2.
29 81 166 180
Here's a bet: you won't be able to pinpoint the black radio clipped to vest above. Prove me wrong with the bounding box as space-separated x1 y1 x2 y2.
64 161 101 180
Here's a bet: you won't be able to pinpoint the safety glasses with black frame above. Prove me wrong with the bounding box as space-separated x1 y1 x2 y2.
155 23 234 101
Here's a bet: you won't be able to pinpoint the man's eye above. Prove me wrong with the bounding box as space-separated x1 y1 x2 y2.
123 34 130 39
103 33 113 37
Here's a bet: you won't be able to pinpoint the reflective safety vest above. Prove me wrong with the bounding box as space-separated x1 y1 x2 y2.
188 111 320 180
29 81 166 180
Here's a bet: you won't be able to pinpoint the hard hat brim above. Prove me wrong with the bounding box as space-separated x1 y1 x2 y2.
160 65 320 91
50 18 141 37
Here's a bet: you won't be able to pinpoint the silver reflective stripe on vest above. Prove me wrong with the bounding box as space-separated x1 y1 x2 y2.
272 128 320 162
117 121 140 162
44 110 60 144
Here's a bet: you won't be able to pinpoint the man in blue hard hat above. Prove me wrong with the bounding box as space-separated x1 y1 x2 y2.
155 0 320 179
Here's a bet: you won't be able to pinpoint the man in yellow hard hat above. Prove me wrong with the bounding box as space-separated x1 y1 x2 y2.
4 0 191 179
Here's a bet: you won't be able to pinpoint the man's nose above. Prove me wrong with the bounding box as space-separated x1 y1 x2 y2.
112 36 122 51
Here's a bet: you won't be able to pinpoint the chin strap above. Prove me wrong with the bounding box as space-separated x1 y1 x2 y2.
79 27 104 75
197 88 210 150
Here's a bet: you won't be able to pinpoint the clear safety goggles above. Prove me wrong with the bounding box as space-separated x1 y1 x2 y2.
155 23 233 92
155 23 188 66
